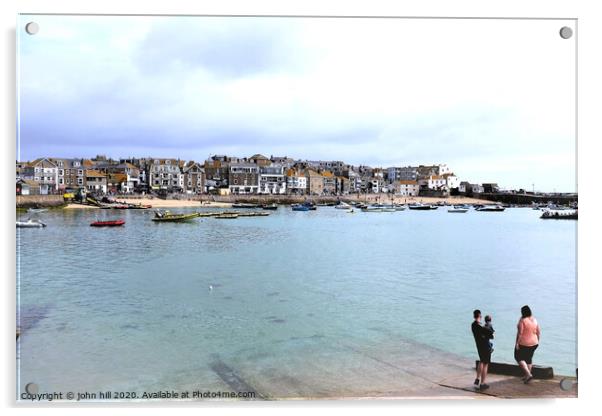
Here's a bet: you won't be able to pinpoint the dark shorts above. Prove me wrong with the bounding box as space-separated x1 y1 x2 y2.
514 344 538 365
477 346 492 364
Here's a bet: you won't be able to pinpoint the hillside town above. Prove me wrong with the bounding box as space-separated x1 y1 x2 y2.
15 154 508 199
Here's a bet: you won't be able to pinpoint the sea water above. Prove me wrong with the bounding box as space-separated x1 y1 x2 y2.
16 206 576 398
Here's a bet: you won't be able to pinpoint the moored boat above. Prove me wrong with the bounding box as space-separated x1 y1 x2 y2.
334 202 352 210
27 208 48 213
152 210 200 222
90 219 125 227
16 219 46 228
292 204 310 211
476 204 505 212
408 203 436 210
448 205 469 213
232 203 260 209
215 213 239 219
540 209 577 220
261 203 278 210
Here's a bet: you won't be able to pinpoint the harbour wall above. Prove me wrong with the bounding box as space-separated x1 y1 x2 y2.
16 195 65 208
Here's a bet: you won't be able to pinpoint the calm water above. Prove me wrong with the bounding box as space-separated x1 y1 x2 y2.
17 206 576 398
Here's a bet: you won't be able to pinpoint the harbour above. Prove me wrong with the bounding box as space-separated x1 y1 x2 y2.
17 205 576 398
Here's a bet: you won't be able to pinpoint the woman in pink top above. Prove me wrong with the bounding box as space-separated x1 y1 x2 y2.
514 305 541 384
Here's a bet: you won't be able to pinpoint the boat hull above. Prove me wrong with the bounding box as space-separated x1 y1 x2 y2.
90 220 125 227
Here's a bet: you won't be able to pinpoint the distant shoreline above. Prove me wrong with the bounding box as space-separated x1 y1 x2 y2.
59 195 493 209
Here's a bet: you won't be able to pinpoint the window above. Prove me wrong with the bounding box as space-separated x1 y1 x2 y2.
78 170 83 175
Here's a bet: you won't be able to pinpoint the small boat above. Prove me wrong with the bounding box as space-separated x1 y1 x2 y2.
361 206 385 212
302 202 317 210
27 208 48 213
448 205 469 213
335 202 352 209
261 204 278 210
127 203 152 209
16 219 46 228
90 219 125 227
408 203 435 210
152 210 200 222
292 204 310 211
541 209 577 220
215 213 239 219
393 205 407 211
232 203 259 209
476 205 505 212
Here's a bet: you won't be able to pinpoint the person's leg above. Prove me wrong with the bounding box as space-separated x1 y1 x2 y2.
481 363 489 384
518 360 531 378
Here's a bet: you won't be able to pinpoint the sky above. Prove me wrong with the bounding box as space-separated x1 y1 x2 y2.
17 15 576 192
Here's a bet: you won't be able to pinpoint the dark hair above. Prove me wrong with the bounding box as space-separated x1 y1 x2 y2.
473 309 481 319
521 305 532 318
485 315 492 322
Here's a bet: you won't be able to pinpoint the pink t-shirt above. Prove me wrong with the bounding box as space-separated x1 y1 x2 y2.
517 317 540 346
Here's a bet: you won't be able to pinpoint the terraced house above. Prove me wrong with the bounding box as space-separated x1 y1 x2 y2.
229 162 259 194
285 168 307 195
258 164 286 194
149 158 183 191
50 158 85 192
20 158 58 194
182 161 205 194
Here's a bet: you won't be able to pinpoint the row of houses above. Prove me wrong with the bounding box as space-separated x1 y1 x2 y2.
16 154 495 197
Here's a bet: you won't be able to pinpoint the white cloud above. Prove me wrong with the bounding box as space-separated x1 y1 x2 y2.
17 15 576 191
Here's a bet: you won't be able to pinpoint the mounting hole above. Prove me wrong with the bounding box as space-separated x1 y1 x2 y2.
559 26 573 39
25 22 39 35
25 382 39 395
559 378 573 391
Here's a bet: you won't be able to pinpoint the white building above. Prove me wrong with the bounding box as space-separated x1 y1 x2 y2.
427 175 447 190
149 158 183 190
390 180 420 196
21 158 59 194
258 164 286 194
285 168 307 194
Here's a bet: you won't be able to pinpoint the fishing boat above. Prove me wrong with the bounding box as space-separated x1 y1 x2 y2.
448 205 469 213
476 204 505 212
16 219 46 228
152 210 200 222
292 204 310 211
393 204 407 211
540 209 578 220
90 219 125 227
261 203 278 210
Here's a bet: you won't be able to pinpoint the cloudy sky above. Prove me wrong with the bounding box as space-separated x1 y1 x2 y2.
18 15 576 191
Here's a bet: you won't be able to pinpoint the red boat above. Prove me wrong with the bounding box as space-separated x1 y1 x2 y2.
90 219 125 227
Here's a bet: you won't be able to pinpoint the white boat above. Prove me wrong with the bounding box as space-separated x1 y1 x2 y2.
361 206 385 212
16 219 47 228
335 202 352 209
27 208 48 213
476 204 505 212
393 205 407 211
448 205 469 213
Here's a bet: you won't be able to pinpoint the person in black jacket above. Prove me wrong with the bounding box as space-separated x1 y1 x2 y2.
471 309 494 390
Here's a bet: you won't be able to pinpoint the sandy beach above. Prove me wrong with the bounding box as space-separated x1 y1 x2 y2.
63 199 231 209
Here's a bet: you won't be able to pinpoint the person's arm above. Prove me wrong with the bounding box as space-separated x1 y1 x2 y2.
515 320 522 350
536 321 541 343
